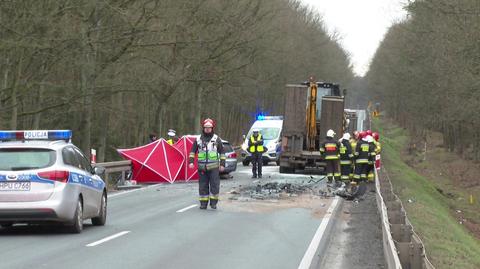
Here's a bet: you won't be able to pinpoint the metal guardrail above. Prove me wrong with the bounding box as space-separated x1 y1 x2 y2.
375 167 435 269
95 160 132 190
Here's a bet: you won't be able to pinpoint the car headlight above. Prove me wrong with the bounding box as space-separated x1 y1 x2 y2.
267 143 276 151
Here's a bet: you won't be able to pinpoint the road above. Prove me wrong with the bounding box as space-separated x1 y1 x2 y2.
0 165 384 269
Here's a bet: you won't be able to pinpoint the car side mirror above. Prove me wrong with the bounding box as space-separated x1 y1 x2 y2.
93 166 106 175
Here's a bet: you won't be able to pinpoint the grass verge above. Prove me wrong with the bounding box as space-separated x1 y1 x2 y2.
375 118 480 269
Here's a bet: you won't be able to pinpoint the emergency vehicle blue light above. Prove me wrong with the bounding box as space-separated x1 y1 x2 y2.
256 115 283 121
0 130 72 141
256 115 266 121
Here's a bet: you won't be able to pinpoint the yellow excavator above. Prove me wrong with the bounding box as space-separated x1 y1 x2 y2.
279 77 345 174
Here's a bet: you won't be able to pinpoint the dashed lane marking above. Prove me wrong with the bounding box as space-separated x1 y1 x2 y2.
176 204 198 213
86 231 131 247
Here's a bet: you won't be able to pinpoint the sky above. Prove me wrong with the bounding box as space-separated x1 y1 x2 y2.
301 0 408 76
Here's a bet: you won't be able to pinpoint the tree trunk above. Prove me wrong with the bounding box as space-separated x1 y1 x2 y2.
194 85 203 134
11 51 24 130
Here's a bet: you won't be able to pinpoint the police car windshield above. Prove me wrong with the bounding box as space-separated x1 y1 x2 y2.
0 148 56 171
248 128 280 140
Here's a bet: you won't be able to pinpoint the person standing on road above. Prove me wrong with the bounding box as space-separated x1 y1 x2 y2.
248 129 264 179
339 133 354 182
188 118 226 210
320 129 341 183
366 135 377 181
372 132 382 170
350 131 360 179
354 133 376 183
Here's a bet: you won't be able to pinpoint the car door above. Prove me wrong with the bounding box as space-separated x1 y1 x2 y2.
72 148 98 218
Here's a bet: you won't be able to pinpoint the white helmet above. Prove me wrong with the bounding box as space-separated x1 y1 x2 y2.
342 133 351 140
167 129 176 137
366 135 374 143
252 128 260 133
326 129 336 138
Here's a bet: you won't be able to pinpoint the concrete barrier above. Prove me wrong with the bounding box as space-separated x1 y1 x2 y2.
375 167 435 269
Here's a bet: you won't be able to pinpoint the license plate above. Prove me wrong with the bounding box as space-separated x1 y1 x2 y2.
0 181 31 191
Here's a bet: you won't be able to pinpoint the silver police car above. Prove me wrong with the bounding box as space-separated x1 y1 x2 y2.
0 130 107 233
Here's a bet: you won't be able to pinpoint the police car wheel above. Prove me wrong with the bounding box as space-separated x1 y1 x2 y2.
68 198 83 234
92 192 107 226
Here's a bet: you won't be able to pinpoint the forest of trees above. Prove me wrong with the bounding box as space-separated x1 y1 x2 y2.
0 0 353 161
367 0 480 160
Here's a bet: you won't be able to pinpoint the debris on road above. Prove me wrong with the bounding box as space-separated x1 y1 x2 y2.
226 177 363 201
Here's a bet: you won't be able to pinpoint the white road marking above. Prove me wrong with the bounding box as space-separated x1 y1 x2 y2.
86 231 131 247
109 183 162 198
176 204 198 213
298 196 341 269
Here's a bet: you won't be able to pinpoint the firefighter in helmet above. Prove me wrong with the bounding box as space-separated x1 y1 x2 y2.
354 132 376 183
339 132 354 182
188 118 226 209
320 129 341 183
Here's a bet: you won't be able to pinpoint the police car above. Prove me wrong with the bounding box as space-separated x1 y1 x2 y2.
0 130 107 233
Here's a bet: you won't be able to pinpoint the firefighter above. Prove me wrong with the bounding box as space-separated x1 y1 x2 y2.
188 118 226 210
372 132 382 170
320 129 341 183
354 133 376 183
350 131 360 179
366 134 377 181
339 133 354 182
166 129 177 145
248 129 264 178
372 132 382 154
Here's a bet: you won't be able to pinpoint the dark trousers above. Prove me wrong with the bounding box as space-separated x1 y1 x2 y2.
251 152 263 177
198 168 220 204
354 163 368 182
340 163 352 181
325 159 339 182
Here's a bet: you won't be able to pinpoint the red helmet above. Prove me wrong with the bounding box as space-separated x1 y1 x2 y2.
202 118 215 128
366 130 373 136
372 132 379 141
359 131 367 139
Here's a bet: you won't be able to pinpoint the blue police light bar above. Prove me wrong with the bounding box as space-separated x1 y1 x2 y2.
256 115 283 121
256 114 266 121
0 130 72 141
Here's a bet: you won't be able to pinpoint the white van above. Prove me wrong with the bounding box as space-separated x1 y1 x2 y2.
241 116 283 166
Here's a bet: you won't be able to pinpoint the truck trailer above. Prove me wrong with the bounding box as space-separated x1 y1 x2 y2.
279 80 346 173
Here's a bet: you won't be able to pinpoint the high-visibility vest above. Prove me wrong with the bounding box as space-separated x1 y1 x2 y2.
320 139 340 160
374 141 381 154
167 138 174 145
249 134 264 153
355 141 375 164
339 139 353 164
196 134 221 169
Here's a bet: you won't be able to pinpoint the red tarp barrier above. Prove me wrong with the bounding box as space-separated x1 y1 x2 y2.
117 136 199 183
173 136 199 181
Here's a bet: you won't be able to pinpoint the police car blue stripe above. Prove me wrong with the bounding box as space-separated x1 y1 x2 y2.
0 173 105 190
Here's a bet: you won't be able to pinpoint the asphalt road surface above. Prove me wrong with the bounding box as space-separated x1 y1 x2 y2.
0 164 384 269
